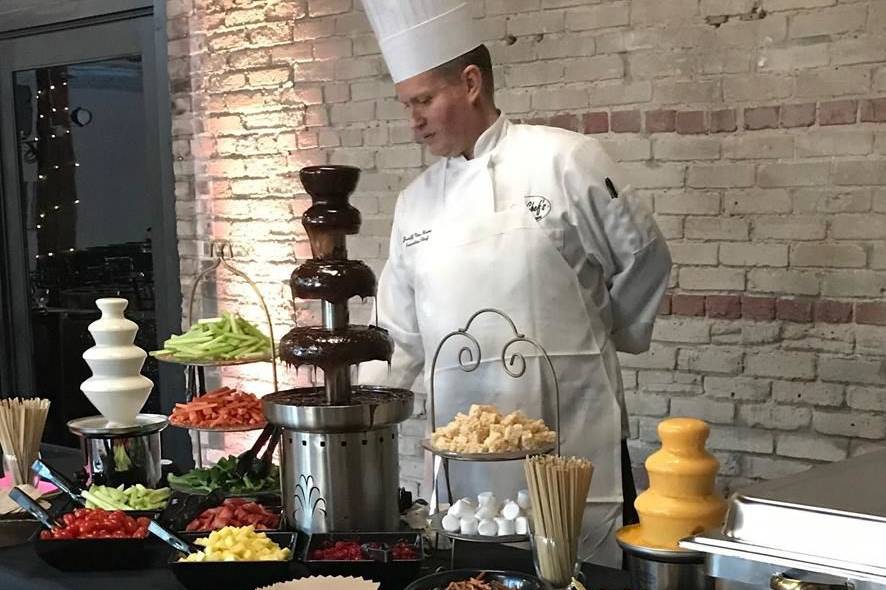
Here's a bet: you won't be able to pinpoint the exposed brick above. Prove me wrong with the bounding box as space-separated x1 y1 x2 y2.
814 300 854 324
672 294 706 316
819 99 857 126
780 103 816 128
776 298 813 323
741 296 776 321
855 302 886 326
860 98 886 123
676 111 706 134
583 111 609 134
645 109 676 133
710 109 736 133
611 110 642 133
656 318 711 344
548 113 579 131
707 295 742 319
658 294 672 316
820 356 886 385
744 106 779 130
777 433 848 462
746 351 817 380
773 381 844 407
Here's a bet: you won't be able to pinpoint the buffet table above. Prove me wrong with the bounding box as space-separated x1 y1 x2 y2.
0 445 631 590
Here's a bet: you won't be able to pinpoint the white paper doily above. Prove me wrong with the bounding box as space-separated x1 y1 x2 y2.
257 577 379 590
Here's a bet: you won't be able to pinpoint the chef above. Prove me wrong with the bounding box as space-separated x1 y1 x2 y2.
357 0 672 567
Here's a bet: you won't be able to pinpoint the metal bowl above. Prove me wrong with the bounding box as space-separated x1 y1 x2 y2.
404 569 544 590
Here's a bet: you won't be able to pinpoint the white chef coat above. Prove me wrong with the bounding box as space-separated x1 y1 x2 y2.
360 114 671 566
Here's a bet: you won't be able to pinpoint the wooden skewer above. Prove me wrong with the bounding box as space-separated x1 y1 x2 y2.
524 455 593 587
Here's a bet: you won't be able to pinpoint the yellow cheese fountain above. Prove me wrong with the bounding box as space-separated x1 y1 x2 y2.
616 417 727 590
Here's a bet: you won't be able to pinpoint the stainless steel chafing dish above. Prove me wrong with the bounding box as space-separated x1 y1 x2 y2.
681 449 886 590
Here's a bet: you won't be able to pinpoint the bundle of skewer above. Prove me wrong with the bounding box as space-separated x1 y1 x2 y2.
523 455 593 588
0 398 50 485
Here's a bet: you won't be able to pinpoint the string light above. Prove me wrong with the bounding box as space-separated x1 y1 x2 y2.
47 252 54 257
69 248 74 252
31 82 82 236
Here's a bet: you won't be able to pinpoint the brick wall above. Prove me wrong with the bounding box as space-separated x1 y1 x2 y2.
168 0 886 495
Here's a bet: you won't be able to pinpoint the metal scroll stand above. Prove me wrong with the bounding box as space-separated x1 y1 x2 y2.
172 241 279 468
421 308 561 569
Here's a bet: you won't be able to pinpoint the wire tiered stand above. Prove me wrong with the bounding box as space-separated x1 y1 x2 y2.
421 308 561 568
154 241 279 468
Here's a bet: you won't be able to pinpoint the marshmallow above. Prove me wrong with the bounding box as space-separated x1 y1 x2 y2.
515 516 530 535
460 517 479 535
501 500 521 520
517 489 531 510
477 492 499 511
495 517 516 536
448 498 476 518
442 514 461 532
477 518 498 536
475 504 497 520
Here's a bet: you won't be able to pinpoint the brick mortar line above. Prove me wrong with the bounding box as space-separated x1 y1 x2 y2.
516 96 886 134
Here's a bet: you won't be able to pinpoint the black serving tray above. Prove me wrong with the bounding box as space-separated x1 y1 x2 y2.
33 531 156 571
303 531 423 590
168 531 305 590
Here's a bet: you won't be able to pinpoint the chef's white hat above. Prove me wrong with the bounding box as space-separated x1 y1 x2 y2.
360 0 483 83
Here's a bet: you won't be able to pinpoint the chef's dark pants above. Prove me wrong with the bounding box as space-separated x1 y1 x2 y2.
621 439 639 526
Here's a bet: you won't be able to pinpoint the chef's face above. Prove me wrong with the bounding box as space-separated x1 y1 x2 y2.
396 69 473 158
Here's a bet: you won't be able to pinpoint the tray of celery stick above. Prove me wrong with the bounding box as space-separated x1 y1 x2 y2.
150 312 273 365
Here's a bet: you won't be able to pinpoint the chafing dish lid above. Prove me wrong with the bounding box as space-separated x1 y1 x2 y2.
697 449 886 573
732 449 886 518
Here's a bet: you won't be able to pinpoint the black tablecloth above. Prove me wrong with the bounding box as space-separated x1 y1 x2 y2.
0 446 630 590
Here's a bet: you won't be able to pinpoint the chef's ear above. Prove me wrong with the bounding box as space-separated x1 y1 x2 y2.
462 64 484 104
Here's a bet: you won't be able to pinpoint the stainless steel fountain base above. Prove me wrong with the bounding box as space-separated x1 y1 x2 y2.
264 386 414 533
280 426 400 532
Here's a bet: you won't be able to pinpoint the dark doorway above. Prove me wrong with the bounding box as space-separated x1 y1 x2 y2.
0 7 188 465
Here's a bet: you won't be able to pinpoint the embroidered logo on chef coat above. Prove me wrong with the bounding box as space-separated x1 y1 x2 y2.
403 229 431 248
524 196 552 221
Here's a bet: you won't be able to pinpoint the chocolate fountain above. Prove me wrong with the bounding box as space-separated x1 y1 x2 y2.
263 165 414 533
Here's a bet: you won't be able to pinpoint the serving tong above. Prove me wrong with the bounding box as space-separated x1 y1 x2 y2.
361 542 396 563
24 459 197 555
235 425 281 479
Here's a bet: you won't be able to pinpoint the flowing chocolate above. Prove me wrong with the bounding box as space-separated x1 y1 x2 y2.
291 259 376 303
264 386 413 408
279 325 393 371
